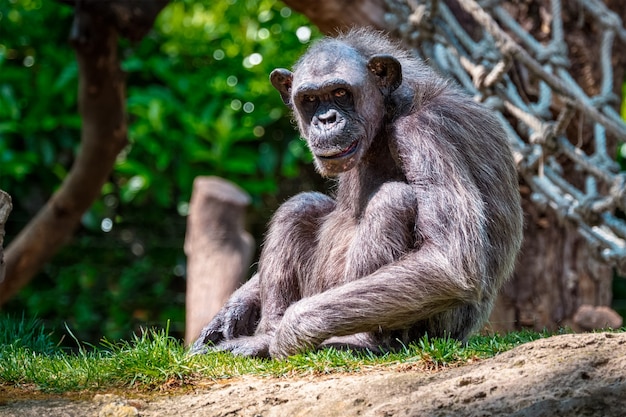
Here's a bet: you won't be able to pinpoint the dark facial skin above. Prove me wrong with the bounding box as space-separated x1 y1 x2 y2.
192 28 523 359
298 86 355 155
270 42 397 176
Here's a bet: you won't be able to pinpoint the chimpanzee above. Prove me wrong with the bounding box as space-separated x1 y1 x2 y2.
191 28 523 358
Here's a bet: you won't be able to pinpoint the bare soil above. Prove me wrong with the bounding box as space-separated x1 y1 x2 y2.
1 332 625 417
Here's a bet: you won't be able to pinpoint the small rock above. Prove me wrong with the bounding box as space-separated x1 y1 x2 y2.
98 403 139 417
93 394 138 417
458 376 485 387
93 394 123 405
573 305 623 330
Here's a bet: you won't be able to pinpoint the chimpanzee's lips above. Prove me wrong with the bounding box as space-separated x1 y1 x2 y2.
316 140 359 160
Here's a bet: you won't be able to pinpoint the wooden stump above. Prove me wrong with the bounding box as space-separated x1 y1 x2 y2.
0 191 12 284
184 177 254 344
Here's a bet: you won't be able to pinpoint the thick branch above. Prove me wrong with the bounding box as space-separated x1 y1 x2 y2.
56 0 168 41
0 11 127 304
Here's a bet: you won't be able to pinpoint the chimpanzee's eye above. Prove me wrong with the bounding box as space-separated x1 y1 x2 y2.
303 95 318 103
333 89 347 98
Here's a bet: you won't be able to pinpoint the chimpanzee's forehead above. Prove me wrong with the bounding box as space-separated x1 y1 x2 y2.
293 41 366 83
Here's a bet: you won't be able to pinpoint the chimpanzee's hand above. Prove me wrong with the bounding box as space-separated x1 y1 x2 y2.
189 274 261 355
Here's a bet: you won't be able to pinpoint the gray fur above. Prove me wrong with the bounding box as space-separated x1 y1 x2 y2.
191 28 523 359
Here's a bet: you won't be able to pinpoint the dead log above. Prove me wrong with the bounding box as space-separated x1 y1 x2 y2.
184 176 254 344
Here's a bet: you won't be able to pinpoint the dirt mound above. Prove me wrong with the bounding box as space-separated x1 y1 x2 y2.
2 332 625 417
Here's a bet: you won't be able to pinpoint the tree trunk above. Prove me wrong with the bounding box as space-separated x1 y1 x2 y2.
489 0 626 332
282 0 626 331
489 185 618 332
184 177 255 344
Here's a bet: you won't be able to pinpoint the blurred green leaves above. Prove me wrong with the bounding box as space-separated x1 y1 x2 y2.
1 0 318 219
114 0 317 214
0 0 78 201
0 0 319 343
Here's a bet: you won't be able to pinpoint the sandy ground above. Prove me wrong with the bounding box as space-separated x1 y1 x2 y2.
1 332 625 417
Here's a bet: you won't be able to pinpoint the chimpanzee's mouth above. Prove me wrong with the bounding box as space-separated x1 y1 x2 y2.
317 140 359 160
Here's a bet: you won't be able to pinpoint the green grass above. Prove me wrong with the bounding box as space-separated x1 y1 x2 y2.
0 315 621 394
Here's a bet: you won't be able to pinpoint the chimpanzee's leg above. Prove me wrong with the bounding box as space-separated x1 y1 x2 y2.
319 182 419 353
211 192 336 357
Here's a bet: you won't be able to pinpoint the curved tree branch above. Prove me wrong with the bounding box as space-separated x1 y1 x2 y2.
0 2 167 304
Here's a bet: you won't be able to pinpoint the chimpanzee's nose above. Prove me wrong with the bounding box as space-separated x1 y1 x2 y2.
317 110 337 125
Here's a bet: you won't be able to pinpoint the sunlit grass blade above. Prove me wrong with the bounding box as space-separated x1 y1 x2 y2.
2 314 623 393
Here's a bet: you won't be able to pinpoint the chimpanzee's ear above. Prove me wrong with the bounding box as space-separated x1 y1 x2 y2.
367 54 402 96
270 68 294 106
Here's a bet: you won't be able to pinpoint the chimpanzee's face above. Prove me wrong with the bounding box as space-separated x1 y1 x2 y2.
270 42 401 176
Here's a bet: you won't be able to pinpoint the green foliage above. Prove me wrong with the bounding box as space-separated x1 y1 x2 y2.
0 317 192 391
1 315 591 393
0 0 320 344
0 0 79 203
0 315 58 355
17 226 188 342
0 0 315 210
115 0 317 212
